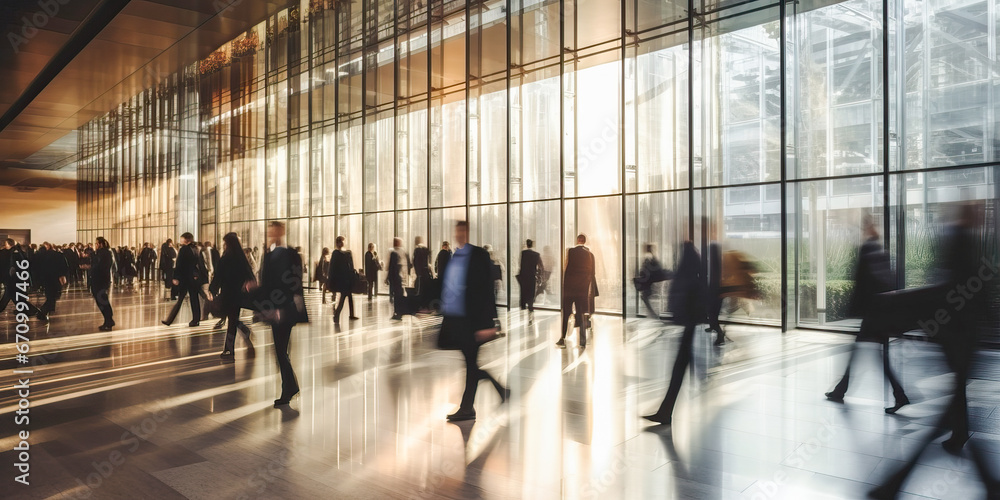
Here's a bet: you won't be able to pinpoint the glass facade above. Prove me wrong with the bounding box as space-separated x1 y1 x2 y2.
77 0 998 329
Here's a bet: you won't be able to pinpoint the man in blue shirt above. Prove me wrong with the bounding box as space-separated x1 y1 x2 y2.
438 221 508 421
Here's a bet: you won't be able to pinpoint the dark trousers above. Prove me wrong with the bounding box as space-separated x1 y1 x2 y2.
222 304 252 352
366 275 378 298
0 280 39 315
164 282 201 324
561 294 588 343
389 279 404 315
652 323 697 419
271 321 298 399
334 291 354 319
38 284 62 316
641 289 658 318
830 338 907 401
519 280 536 311
450 317 504 411
92 287 113 326
707 290 723 332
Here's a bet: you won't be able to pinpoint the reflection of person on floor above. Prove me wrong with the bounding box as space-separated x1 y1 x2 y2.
439 221 508 422
643 241 705 426
870 202 998 499
558 234 597 349
825 215 909 414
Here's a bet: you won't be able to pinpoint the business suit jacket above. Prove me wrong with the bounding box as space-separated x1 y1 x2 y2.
439 244 498 349
388 248 409 285
517 249 542 287
413 245 432 277
364 251 379 281
91 247 113 292
435 249 452 277
327 249 356 293
159 245 176 272
173 244 200 285
563 245 596 300
209 252 255 309
256 246 308 325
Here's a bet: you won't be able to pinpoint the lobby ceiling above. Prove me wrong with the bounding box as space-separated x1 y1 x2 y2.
0 0 285 176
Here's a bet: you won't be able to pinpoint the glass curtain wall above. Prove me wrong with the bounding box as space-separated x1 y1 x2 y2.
76 0 999 330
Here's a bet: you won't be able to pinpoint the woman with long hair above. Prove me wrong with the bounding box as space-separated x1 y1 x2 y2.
210 232 256 359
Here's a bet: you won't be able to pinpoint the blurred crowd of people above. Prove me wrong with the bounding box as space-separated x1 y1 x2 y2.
2 201 997 496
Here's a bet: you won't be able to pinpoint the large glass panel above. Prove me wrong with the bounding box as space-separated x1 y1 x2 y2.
564 196 623 313
510 201 562 308
789 0 883 179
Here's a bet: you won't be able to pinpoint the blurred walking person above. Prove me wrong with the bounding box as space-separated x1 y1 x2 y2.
210 232 255 360
413 236 433 310
825 215 909 414
869 203 999 498
159 239 177 300
0 239 40 315
643 241 706 426
328 236 358 323
162 233 202 327
364 243 380 300
438 221 508 421
250 221 308 407
558 234 597 349
635 243 670 319
91 237 115 331
36 242 68 322
517 239 543 313
388 238 410 320
314 247 331 304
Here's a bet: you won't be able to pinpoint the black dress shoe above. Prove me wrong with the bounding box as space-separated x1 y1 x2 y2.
499 388 511 404
274 389 300 407
161 320 172 327
391 315 402 320
36 313 49 322
884 396 910 414
98 325 113 331
214 319 226 329
642 414 671 425
943 435 969 455
555 338 566 348
825 392 845 403
220 351 235 360
246 345 255 357
188 321 199 327
349 316 359 320
447 410 476 422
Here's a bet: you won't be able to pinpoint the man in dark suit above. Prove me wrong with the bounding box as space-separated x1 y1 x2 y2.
412 236 432 310
63 245 80 286
435 241 452 278
252 220 308 407
439 221 508 422
36 242 68 322
558 234 596 348
388 238 410 320
327 236 358 323
517 239 543 313
162 233 201 327
364 243 380 300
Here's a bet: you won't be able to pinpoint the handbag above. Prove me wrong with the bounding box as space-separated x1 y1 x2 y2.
352 270 367 294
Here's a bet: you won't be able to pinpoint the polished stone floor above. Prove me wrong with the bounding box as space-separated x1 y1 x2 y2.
1 283 998 499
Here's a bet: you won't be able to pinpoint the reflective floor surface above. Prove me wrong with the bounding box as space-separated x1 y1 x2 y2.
1 284 998 499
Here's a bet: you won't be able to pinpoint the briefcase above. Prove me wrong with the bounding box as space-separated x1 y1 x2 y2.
352 270 367 294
